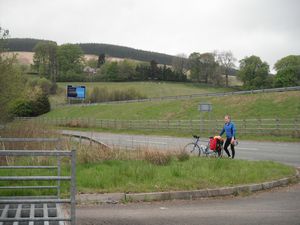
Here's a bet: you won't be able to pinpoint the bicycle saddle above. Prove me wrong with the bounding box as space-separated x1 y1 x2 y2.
193 135 200 139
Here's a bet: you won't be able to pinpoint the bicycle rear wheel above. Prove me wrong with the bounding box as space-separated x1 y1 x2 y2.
183 143 201 157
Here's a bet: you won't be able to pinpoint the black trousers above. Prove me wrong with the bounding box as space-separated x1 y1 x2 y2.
224 138 235 158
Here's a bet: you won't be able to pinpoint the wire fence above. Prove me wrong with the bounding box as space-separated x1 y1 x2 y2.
15 117 300 137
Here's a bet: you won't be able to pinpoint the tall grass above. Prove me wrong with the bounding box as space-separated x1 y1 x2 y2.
88 87 146 103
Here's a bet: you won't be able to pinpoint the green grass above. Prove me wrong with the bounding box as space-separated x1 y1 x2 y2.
45 91 300 120
1 158 295 195
75 158 294 193
50 81 234 105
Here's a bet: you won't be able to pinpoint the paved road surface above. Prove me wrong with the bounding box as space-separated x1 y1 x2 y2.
62 130 300 166
77 183 300 225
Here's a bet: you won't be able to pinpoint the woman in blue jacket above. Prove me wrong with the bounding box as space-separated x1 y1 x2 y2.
219 115 236 159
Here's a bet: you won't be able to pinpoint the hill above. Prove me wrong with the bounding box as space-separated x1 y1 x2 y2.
1 51 142 65
6 38 183 65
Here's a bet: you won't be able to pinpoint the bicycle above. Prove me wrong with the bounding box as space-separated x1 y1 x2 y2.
183 135 223 157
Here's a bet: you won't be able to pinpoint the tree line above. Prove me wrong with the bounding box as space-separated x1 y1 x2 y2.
31 41 188 82
188 51 300 89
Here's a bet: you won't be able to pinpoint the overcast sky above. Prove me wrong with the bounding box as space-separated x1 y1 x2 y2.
0 0 299 69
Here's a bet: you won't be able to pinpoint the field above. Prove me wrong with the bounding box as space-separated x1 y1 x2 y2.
45 91 300 120
50 81 234 105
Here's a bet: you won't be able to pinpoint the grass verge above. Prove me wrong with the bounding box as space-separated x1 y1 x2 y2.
0 157 295 195
76 158 295 193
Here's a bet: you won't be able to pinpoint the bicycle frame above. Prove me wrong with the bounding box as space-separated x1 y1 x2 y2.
193 137 222 157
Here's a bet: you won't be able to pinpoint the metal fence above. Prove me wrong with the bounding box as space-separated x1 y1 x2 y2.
0 146 76 225
16 117 300 137
54 86 300 107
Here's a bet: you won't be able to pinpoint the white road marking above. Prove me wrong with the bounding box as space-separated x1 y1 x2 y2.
236 147 259 151
125 139 168 145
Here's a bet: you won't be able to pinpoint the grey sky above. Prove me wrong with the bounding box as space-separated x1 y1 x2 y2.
0 0 299 69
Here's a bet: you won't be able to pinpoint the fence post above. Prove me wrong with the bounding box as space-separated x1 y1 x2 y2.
276 118 280 135
243 119 246 135
295 118 299 137
215 119 218 134
57 156 61 199
70 149 76 225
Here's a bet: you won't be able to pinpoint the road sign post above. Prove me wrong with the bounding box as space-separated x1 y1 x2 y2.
198 103 212 134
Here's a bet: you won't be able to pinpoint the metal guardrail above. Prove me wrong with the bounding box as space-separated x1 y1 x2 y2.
62 133 111 149
0 149 76 225
53 86 300 107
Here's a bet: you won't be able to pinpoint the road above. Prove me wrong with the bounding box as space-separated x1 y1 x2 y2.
62 130 300 166
77 183 300 225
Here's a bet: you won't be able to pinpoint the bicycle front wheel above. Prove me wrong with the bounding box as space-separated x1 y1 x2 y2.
183 143 201 157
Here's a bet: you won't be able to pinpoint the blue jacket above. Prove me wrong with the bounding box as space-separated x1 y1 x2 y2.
220 122 236 139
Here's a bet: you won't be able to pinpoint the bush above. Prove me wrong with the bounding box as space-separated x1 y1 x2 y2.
32 93 50 116
11 93 50 117
10 99 33 117
176 151 190 162
144 150 172 166
37 78 52 94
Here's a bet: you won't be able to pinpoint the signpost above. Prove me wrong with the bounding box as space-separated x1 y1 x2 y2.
198 103 212 134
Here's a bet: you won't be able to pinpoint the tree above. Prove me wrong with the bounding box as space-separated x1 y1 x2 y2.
188 52 221 84
188 52 202 82
238 55 270 89
33 41 58 82
172 53 188 74
0 27 9 51
0 27 24 122
274 55 300 87
118 60 137 81
97 53 105 68
150 60 158 80
199 53 218 84
57 44 84 76
216 51 236 87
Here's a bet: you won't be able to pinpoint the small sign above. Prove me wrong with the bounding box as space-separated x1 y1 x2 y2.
198 103 212 112
67 85 86 99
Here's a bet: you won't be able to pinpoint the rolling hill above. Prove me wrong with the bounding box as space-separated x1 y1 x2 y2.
6 38 183 65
